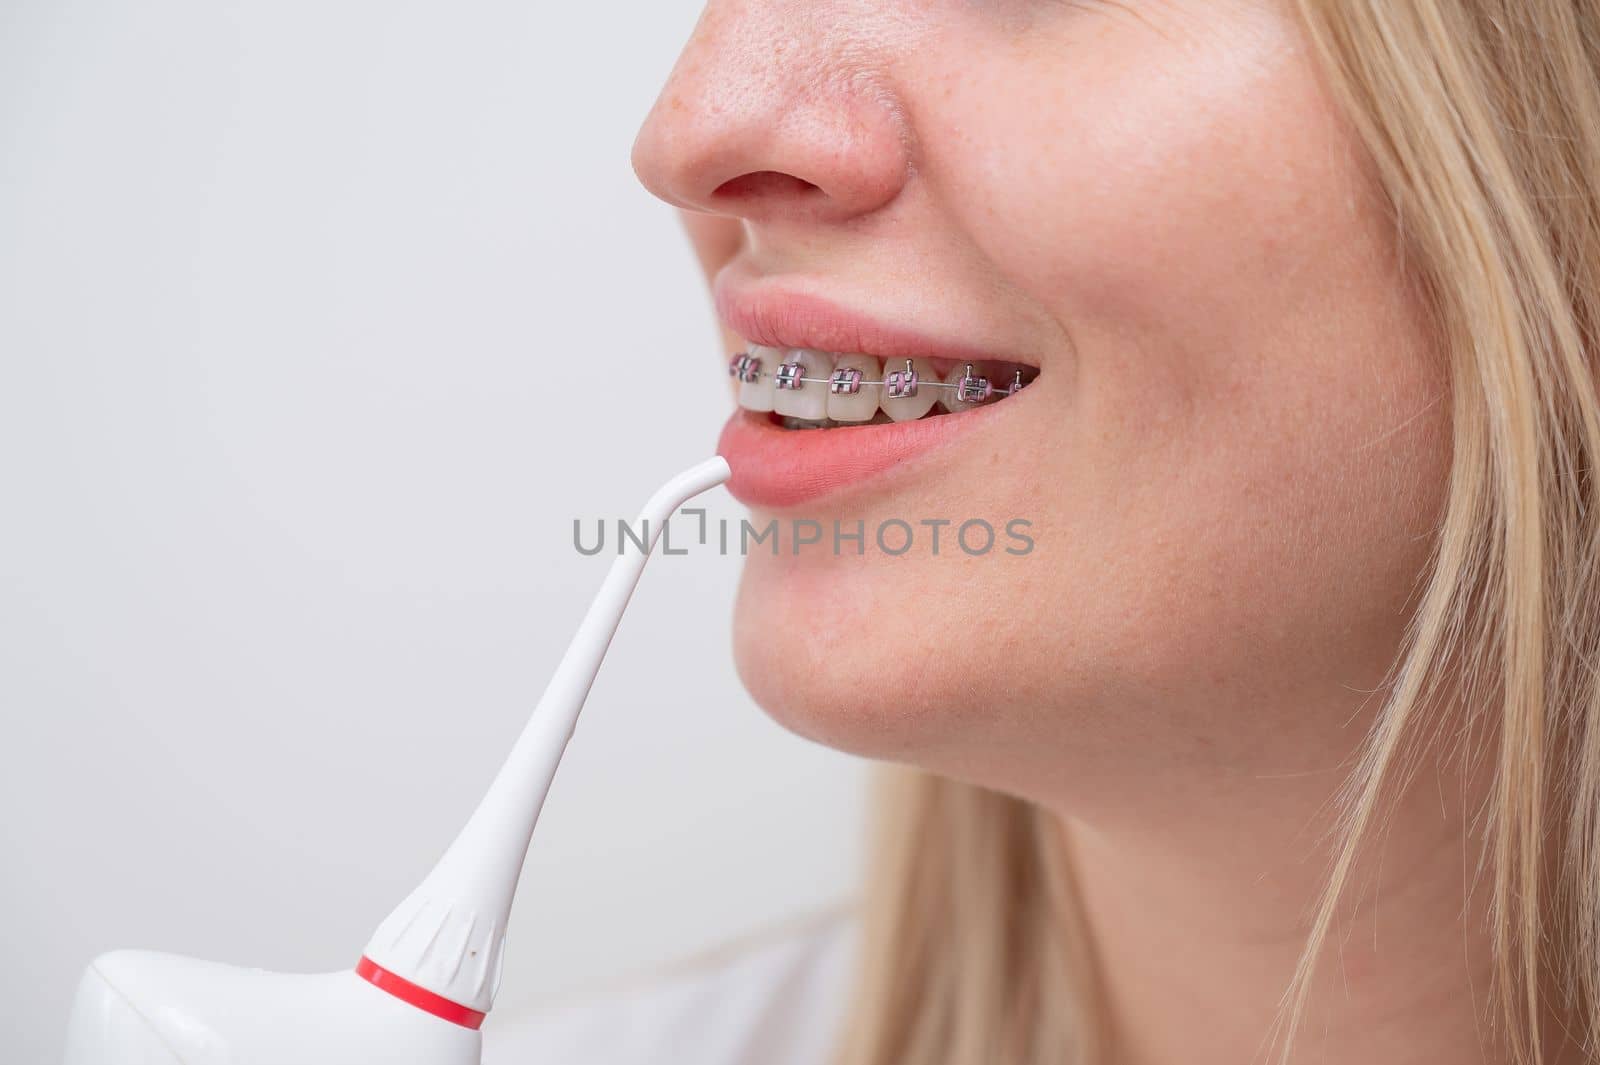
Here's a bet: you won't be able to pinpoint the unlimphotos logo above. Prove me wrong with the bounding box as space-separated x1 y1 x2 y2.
572 509 1035 558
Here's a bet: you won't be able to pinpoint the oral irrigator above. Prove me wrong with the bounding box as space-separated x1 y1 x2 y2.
62 455 732 1065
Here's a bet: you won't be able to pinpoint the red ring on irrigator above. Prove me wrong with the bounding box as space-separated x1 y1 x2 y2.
356 956 486 1030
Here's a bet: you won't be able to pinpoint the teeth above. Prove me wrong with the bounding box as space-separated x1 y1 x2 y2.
772 348 835 421
827 354 880 423
879 357 940 422
733 347 1037 426
939 361 993 413
738 345 783 413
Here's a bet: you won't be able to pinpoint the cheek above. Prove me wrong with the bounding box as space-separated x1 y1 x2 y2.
923 12 1453 686
929 8 1372 343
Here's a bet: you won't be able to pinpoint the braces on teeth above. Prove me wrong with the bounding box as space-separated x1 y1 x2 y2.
728 352 1030 403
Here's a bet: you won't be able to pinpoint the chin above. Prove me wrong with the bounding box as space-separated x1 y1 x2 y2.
728 530 1044 766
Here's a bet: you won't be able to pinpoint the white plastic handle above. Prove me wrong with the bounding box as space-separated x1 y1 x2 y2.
362 455 732 1014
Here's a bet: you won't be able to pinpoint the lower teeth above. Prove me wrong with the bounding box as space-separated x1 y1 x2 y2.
776 411 897 430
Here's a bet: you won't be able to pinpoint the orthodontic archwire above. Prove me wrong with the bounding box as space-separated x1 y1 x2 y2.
727 351 1031 404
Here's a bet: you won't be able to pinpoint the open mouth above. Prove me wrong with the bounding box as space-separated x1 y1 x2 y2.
729 346 1040 430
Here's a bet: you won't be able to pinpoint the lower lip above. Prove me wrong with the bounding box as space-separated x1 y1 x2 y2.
716 406 995 508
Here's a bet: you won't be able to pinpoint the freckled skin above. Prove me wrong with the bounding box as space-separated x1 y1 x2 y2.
630 6 1528 1060
635 0 1447 817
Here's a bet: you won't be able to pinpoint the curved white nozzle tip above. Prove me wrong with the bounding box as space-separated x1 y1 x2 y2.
362 455 731 1014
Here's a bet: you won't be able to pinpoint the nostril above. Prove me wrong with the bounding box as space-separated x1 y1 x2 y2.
711 171 822 203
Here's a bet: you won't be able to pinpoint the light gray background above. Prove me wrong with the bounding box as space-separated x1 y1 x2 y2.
0 3 866 1058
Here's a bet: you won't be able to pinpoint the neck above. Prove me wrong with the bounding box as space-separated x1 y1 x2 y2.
1052 739 1557 1065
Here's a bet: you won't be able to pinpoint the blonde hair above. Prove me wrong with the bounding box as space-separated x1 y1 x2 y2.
835 3 1600 1063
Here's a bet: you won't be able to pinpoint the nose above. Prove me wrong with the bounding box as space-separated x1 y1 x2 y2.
632 4 911 226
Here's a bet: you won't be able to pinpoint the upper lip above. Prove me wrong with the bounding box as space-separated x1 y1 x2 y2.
714 272 1036 367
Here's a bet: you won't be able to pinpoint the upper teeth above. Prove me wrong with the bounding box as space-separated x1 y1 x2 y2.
730 347 1031 424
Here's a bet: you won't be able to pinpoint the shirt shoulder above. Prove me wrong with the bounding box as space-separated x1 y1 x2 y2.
484 910 858 1065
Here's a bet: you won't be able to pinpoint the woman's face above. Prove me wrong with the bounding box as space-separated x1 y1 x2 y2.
632 0 1448 816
